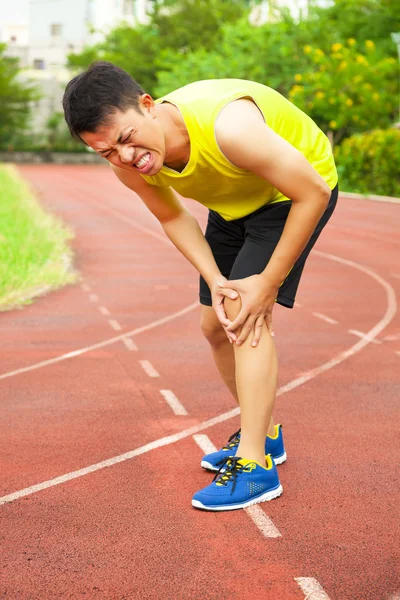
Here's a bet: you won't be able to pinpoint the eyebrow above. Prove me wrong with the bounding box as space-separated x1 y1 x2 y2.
99 129 130 155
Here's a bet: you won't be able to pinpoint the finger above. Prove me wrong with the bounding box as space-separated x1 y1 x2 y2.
218 288 239 300
251 315 264 347
223 326 237 343
226 307 249 332
265 312 275 338
214 302 231 327
235 316 256 346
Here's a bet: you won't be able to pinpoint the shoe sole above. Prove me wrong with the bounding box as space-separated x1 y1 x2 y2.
192 483 283 511
201 452 287 472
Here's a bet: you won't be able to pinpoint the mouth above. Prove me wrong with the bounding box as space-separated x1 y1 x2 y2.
133 152 154 174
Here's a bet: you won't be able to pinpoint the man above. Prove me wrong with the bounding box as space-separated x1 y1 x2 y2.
63 61 338 512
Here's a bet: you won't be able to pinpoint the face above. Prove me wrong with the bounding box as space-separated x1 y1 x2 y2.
80 95 165 175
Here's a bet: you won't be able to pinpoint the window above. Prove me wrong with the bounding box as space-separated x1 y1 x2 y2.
50 23 62 36
33 58 45 70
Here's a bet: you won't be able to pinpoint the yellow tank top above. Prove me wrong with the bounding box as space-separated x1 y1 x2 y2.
142 79 337 221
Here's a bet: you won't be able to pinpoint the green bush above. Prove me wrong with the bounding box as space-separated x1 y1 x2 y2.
335 128 400 197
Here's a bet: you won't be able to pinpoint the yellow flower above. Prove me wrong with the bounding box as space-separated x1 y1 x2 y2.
332 43 342 52
356 55 368 65
316 91 325 99
345 98 353 107
365 40 375 49
352 75 362 84
329 120 337 129
291 85 303 94
294 74 302 82
303 45 312 54
347 38 356 46
338 61 348 71
373 93 380 101
315 49 325 57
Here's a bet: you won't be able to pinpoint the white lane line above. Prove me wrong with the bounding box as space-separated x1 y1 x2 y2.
294 302 303 308
192 435 281 537
89 293 99 303
391 274 400 280
109 319 122 331
348 329 381 344
154 284 170 290
160 390 188 416
81 284 91 292
99 306 111 316
0 302 198 381
0 251 397 505
122 338 138 351
246 505 281 538
295 577 331 599
192 434 218 455
312 312 338 325
139 360 159 378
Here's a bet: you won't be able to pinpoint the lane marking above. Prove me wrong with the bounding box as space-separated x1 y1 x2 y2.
348 329 381 344
295 577 331 599
0 242 397 505
246 505 282 538
0 302 199 381
109 319 122 331
81 284 91 292
294 302 303 308
122 338 138 352
312 312 338 325
192 435 281 538
160 390 188 416
192 434 218 455
382 334 400 341
89 293 99 303
99 306 111 316
391 274 400 280
139 360 159 378
154 284 170 290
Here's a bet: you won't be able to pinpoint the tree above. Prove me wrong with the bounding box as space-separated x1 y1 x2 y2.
288 39 398 144
0 44 40 149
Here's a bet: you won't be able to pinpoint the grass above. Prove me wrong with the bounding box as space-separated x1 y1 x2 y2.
0 164 77 311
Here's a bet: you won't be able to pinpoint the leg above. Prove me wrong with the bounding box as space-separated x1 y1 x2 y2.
200 305 276 437
224 295 278 466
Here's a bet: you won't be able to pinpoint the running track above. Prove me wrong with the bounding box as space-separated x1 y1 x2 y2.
1 165 399 600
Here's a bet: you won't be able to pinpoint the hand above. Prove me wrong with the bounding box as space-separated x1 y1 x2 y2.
223 274 278 347
210 275 239 343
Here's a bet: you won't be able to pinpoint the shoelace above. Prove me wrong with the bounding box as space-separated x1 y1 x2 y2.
222 428 241 451
213 456 247 495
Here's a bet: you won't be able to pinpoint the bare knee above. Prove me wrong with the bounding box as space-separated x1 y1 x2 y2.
200 308 228 348
224 296 241 322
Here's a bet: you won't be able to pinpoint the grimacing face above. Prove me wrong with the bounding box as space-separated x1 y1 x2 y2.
80 95 166 175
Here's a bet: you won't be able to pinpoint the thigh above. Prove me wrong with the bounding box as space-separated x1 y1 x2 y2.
199 210 244 306
229 185 338 308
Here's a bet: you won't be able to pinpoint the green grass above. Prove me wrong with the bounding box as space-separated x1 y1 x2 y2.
0 165 77 311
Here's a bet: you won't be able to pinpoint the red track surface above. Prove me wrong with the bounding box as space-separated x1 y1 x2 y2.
1 165 399 600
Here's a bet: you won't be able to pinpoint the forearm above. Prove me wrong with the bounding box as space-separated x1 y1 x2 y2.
161 210 221 287
262 192 329 287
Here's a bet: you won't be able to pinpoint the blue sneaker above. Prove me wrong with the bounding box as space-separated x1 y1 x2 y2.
192 455 283 511
200 424 286 471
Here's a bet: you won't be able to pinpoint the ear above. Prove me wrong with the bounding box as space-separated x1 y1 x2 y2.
139 93 155 116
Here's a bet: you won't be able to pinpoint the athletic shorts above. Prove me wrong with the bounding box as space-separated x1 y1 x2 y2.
199 184 338 309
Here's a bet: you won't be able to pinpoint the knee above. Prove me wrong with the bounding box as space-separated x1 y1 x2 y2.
200 315 227 348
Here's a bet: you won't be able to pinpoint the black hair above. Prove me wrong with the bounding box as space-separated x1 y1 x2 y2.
62 61 145 141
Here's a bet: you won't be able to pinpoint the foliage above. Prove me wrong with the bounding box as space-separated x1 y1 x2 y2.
68 0 246 95
288 39 398 144
0 165 76 310
334 128 400 196
0 44 40 148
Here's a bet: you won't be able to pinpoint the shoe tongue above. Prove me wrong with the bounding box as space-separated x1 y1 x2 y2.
236 458 259 468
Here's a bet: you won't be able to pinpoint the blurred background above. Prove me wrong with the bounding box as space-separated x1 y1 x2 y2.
0 0 399 195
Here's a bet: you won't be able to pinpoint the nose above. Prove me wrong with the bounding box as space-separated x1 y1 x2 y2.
118 144 135 164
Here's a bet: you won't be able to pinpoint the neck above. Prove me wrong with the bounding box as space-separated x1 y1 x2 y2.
156 103 190 171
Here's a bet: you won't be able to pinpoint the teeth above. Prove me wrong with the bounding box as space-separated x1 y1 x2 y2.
136 153 150 168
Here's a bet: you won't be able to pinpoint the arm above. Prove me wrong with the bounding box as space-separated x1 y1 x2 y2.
215 99 331 342
112 166 238 329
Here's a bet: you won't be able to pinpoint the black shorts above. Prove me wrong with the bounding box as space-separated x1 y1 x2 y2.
199 184 338 308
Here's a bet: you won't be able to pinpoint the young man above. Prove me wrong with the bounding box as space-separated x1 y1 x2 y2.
63 61 338 512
